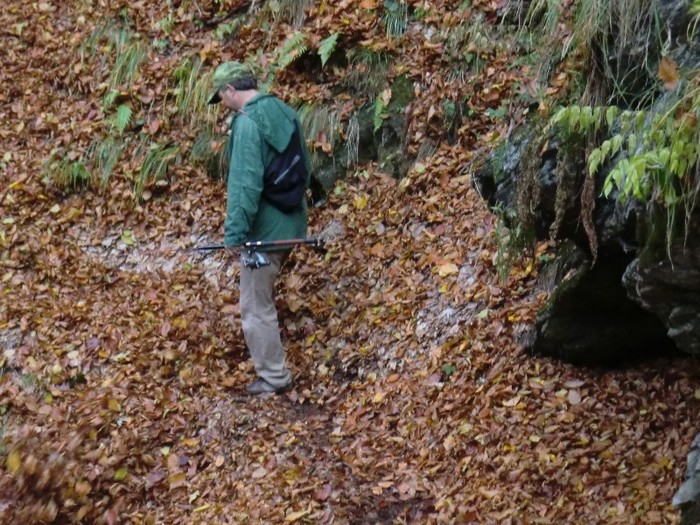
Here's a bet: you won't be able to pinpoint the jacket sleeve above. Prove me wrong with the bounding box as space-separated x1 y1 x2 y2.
224 115 265 247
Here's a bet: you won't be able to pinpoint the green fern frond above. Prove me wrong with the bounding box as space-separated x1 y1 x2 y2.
112 104 133 134
318 32 340 68
373 96 387 132
103 89 119 110
276 31 309 70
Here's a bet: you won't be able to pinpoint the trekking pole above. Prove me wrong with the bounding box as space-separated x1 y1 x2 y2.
191 237 325 269
192 237 324 252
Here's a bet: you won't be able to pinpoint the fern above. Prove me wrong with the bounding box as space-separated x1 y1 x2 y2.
276 31 309 70
318 32 340 68
373 96 387 132
103 89 119 110
112 104 133 134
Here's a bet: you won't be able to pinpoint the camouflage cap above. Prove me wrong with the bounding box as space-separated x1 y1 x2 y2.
208 61 255 104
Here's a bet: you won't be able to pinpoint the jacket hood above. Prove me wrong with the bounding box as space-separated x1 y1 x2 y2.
241 93 297 153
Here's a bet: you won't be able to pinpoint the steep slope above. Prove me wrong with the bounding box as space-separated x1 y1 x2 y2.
1 1 699 524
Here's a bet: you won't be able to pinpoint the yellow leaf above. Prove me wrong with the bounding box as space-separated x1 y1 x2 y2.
114 467 128 481
172 318 188 329
353 196 368 210
529 435 541 443
286 510 310 522
658 57 679 91
7 450 21 473
438 263 459 277
168 472 187 489
108 399 121 412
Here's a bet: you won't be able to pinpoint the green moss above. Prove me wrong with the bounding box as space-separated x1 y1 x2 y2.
388 75 414 113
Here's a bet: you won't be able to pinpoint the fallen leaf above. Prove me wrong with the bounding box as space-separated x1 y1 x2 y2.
658 57 679 91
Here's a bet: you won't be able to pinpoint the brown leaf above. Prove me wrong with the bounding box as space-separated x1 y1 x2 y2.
658 57 679 91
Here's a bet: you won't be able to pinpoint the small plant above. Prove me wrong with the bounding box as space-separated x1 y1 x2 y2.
493 206 533 283
383 0 409 38
111 104 133 134
156 15 175 35
214 19 242 40
549 80 700 257
345 48 392 99
87 135 125 191
110 39 147 90
135 143 179 200
190 127 229 180
318 32 340 68
260 0 314 28
346 113 360 166
296 103 341 169
373 94 388 132
275 31 309 70
45 156 92 191
81 22 147 90
174 56 217 127
443 12 493 82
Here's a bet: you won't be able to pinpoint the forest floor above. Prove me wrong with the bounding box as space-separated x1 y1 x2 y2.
2 1 700 524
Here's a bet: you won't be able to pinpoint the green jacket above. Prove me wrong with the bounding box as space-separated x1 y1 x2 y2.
224 93 311 248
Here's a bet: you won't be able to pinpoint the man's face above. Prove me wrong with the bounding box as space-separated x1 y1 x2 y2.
219 84 238 110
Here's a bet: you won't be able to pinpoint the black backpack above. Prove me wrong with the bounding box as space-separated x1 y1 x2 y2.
262 121 308 213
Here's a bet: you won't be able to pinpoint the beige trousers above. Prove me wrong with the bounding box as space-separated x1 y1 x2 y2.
239 249 292 388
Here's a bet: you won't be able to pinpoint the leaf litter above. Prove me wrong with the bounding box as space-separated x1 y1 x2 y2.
0 1 699 524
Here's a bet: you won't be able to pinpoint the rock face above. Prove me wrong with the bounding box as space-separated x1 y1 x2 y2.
473 1 700 518
675 433 700 525
622 213 700 355
472 0 700 361
313 74 416 191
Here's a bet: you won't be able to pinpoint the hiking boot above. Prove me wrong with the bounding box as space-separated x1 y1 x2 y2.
245 378 293 396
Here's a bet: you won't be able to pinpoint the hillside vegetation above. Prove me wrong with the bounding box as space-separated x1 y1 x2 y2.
1 1 699 523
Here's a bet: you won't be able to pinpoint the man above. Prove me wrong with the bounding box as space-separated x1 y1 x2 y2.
208 61 311 395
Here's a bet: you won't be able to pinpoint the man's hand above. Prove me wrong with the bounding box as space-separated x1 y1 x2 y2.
225 245 241 258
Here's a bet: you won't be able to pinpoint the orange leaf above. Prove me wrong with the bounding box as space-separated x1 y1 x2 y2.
658 57 679 91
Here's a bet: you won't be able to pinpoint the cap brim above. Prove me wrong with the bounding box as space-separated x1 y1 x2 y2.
208 91 221 104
